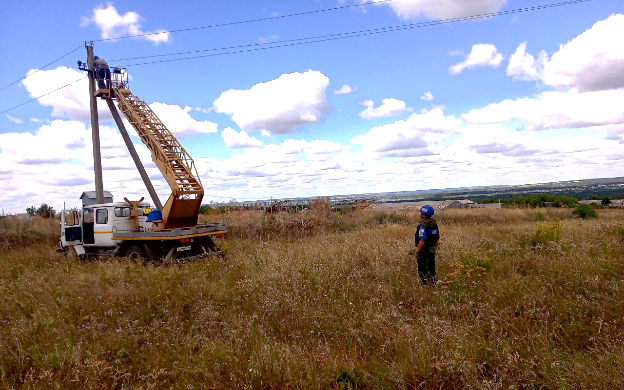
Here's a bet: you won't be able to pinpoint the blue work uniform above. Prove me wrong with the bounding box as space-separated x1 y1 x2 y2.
415 217 439 285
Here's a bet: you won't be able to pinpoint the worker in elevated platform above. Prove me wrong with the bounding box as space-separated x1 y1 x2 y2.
93 56 111 90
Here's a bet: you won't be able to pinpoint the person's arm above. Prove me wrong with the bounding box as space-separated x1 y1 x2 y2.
416 239 425 255
416 223 426 255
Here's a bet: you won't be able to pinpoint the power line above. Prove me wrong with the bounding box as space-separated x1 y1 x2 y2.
0 44 84 92
0 0 592 114
1 2 388 93
111 0 592 67
0 76 87 115
94 0 392 42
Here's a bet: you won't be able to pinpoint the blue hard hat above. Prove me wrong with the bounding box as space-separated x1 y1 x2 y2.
419 205 434 216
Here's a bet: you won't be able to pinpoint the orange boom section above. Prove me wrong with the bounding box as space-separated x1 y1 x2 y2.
113 86 203 230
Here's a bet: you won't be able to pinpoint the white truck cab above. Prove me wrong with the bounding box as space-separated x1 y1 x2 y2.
60 201 152 257
59 200 227 262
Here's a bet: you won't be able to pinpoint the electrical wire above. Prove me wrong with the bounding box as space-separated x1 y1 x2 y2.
0 44 84 92
0 77 87 115
111 0 592 67
0 0 593 114
94 0 392 42
0 2 388 94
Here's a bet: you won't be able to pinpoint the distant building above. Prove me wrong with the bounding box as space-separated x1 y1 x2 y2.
606 199 624 208
80 191 114 206
445 200 468 209
475 203 503 209
401 200 470 211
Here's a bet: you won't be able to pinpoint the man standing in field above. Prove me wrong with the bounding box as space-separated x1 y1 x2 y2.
415 205 440 286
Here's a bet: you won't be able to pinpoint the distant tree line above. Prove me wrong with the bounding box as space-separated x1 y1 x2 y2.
480 194 579 208
25 203 56 218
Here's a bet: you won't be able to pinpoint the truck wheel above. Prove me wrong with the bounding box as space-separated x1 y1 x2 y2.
125 246 145 263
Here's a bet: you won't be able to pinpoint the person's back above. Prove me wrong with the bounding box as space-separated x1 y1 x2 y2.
93 56 111 89
415 205 440 286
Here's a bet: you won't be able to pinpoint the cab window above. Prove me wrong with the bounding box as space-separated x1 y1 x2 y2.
96 209 108 224
66 210 80 226
115 207 131 217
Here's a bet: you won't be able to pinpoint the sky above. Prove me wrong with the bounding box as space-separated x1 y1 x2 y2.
1 0 623 214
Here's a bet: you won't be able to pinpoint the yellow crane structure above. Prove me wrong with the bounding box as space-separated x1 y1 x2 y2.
113 86 204 230
59 44 226 263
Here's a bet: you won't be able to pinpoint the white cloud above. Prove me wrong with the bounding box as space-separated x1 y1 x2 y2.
222 127 263 149
20 68 214 137
334 85 359 95
7 115 22 124
194 107 212 114
605 125 624 144
506 42 547 81
351 108 462 156
29 118 41 123
212 70 332 134
358 98 412 119
450 44 504 75
508 14 624 92
21 67 109 122
420 91 434 101
0 119 171 213
375 0 508 20
2 118 623 214
81 4 170 45
149 103 218 137
452 124 544 157
463 89 624 131
279 139 342 161
258 34 278 44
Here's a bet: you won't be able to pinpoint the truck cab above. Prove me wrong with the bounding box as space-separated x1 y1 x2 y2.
60 201 152 257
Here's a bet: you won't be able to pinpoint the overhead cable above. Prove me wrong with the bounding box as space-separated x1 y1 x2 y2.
112 0 592 67
0 77 87 115
94 0 392 42
0 0 592 114
0 44 84 92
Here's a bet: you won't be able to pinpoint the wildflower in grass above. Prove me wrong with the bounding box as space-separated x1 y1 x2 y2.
530 220 562 249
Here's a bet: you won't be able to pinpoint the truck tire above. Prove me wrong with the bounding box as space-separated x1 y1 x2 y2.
125 245 145 263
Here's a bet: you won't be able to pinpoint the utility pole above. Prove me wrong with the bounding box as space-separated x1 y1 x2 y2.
86 42 104 204
106 100 163 210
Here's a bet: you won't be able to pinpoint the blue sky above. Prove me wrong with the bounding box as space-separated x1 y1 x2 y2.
1 0 623 213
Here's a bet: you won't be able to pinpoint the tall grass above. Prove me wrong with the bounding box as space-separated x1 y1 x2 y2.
0 216 58 250
1 208 623 388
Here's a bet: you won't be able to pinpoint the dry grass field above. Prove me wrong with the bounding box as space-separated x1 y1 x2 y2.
1 207 624 389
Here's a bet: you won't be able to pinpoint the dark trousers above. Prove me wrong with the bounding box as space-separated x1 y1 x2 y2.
417 252 436 286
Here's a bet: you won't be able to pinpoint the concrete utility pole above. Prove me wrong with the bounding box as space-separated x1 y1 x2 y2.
86 42 104 204
106 100 163 210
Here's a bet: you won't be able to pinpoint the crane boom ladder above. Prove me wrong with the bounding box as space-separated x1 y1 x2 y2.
112 86 204 229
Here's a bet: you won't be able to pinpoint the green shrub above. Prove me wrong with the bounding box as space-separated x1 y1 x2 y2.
573 204 597 219
371 211 408 225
